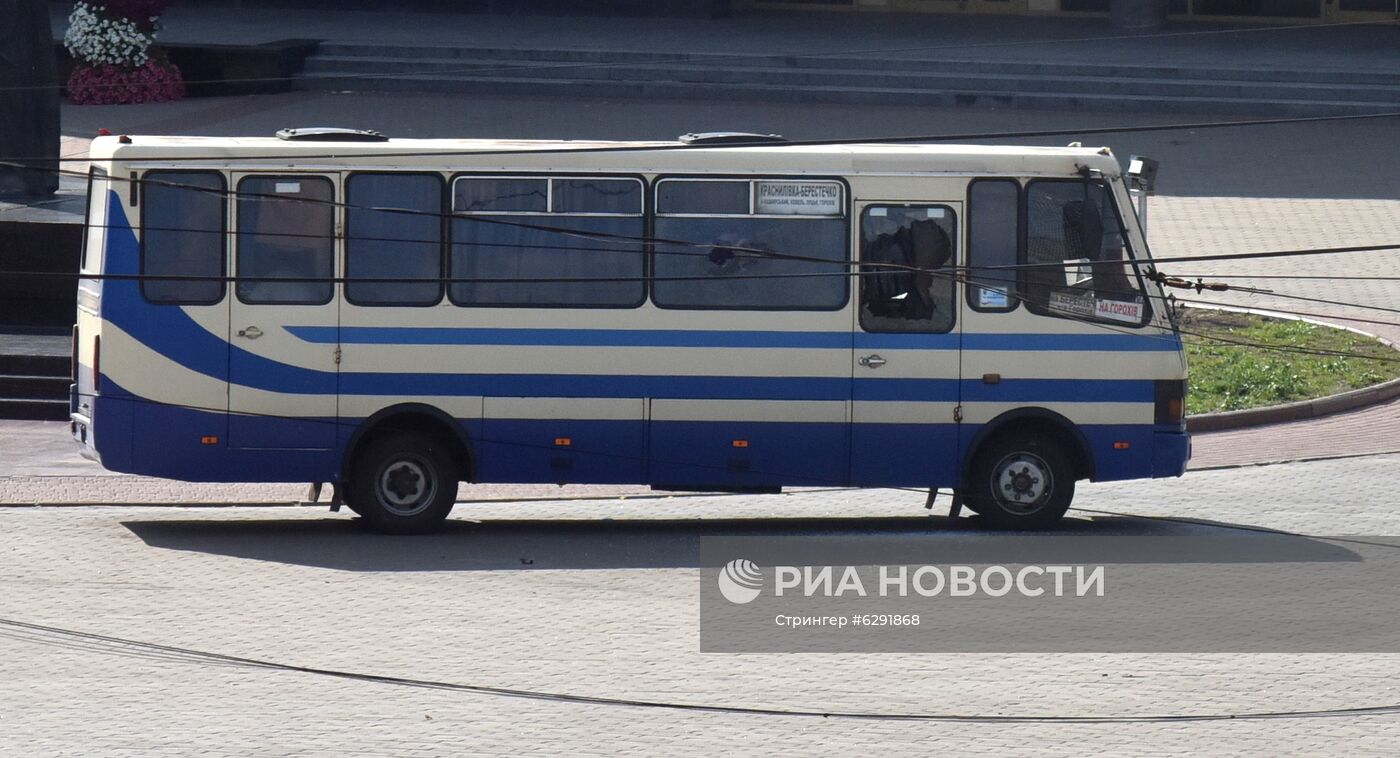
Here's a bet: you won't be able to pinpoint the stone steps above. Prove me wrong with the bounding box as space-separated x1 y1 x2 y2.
0 351 70 422
295 43 1400 116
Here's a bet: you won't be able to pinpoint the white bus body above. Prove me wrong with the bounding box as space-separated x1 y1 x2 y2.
72 135 1189 532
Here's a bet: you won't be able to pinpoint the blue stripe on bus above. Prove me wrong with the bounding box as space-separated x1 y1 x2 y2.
855 379 1153 403
956 333 1176 352
296 326 856 349
347 373 856 400
291 326 1179 352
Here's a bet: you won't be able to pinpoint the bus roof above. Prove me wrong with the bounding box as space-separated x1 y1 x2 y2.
89 135 1123 177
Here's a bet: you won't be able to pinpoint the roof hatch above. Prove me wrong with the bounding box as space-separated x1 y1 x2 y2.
275 127 388 142
678 132 786 145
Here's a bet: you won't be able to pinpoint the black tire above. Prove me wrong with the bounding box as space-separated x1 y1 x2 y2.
345 433 459 534
963 432 1076 530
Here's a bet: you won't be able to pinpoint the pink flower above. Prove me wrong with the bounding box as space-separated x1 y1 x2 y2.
67 60 185 105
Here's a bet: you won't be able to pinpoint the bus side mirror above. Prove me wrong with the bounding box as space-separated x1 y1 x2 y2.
1127 155 1159 194
1127 155 1159 233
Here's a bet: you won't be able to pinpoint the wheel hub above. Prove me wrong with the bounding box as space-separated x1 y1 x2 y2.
994 453 1051 512
386 464 423 501
379 460 433 514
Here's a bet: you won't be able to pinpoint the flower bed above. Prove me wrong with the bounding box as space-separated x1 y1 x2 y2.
67 60 185 105
64 1 184 105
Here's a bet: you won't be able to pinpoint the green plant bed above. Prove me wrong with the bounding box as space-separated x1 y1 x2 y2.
1181 308 1400 415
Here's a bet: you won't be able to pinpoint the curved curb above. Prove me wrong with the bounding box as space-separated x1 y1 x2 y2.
1184 304 1400 433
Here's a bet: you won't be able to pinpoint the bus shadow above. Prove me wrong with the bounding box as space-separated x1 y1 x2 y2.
121 512 1365 573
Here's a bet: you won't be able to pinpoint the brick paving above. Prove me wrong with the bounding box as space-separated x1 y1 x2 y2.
3 457 1400 756
1192 395 1400 470
1149 195 1400 468
0 419 659 504
0 473 664 506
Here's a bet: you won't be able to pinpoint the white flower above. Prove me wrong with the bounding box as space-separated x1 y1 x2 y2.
64 2 153 67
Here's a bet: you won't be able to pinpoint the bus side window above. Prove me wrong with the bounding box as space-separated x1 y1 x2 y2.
345 173 443 306
141 171 226 304
652 178 848 311
450 176 644 308
236 176 335 305
859 205 956 333
967 179 1019 312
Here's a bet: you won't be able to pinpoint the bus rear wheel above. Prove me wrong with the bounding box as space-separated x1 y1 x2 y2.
346 433 459 534
963 432 1075 530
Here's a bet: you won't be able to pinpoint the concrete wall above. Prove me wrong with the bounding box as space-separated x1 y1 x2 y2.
0 221 80 328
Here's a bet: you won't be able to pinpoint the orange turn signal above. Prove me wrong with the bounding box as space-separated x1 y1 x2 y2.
554 437 572 447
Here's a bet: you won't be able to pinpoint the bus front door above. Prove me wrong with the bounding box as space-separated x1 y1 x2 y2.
850 203 964 487
226 173 339 451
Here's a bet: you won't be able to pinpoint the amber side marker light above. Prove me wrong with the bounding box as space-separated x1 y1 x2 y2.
732 440 749 448
1113 441 1131 450
554 437 572 447
201 436 219 445
1154 379 1188 425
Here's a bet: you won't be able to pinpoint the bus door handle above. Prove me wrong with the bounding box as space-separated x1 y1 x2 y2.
858 354 887 369
237 326 263 340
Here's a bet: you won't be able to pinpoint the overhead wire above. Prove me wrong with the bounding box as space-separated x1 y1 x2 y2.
1168 274 1400 282
6 132 1400 365
15 226 1400 363
3 616 1399 723
1200 283 1400 317
1173 298 1400 332
11 161 1400 284
5 111 1400 166
18 206 1400 325
41 246 1400 368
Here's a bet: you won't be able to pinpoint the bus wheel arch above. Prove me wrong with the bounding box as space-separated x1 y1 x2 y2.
959 410 1093 530
343 404 475 484
340 406 473 534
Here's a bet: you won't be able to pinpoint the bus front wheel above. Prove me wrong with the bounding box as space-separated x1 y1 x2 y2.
963 432 1075 530
346 433 459 534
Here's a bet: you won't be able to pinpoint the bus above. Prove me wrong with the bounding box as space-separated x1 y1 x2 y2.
71 130 1190 533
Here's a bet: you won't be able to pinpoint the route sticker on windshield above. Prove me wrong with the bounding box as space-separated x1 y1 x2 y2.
1095 298 1145 323
1048 290 1094 319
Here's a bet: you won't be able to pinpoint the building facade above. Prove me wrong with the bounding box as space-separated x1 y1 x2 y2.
744 0 1395 21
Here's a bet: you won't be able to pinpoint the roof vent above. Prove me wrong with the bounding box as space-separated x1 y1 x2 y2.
678 132 786 145
275 127 388 142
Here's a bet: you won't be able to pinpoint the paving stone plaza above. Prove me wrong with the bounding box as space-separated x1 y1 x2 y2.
4 456 1400 756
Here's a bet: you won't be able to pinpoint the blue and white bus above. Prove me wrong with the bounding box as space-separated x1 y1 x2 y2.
72 131 1189 533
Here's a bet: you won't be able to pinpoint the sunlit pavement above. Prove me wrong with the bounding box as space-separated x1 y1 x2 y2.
2 453 1399 756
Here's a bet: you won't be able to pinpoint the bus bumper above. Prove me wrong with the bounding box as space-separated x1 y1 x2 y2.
1152 431 1191 478
69 382 99 462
